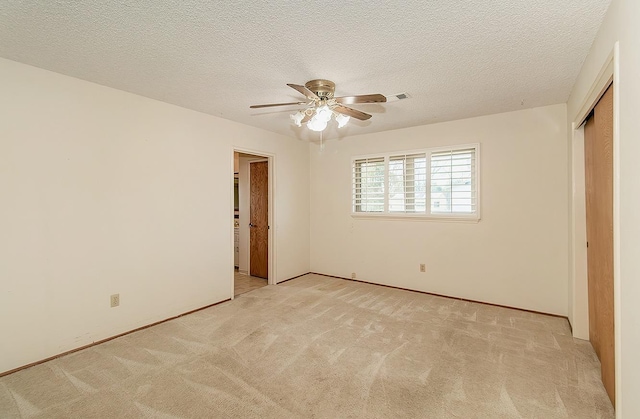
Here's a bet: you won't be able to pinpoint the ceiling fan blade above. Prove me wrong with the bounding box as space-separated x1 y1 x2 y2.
250 101 307 109
333 105 372 121
287 83 319 100
334 94 387 105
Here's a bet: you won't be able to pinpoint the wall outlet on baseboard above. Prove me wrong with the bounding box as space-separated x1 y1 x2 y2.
110 294 120 308
351 272 356 279
420 264 426 273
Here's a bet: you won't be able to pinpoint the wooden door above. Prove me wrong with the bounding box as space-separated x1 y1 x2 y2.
250 161 268 279
584 84 614 406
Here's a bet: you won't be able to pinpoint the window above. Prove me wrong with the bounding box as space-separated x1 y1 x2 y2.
430 148 476 214
388 153 427 213
353 157 385 213
352 144 479 220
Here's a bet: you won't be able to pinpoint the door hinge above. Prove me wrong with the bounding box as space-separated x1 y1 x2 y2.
587 241 589 248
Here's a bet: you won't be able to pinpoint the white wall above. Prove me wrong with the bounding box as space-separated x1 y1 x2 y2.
567 0 640 415
0 58 310 374
310 104 568 315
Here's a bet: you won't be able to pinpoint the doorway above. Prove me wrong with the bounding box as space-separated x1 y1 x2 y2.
584 84 615 406
232 150 273 298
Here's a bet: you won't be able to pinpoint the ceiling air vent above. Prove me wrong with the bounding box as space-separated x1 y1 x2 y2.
385 92 410 102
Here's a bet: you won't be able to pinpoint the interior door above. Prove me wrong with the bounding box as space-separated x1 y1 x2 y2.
249 161 269 279
584 84 614 406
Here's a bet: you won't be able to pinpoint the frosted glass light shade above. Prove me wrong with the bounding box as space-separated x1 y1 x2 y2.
290 111 304 127
336 113 350 128
307 115 328 132
316 105 333 122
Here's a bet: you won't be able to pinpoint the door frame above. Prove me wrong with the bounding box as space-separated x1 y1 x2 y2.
230 148 277 300
569 42 620 409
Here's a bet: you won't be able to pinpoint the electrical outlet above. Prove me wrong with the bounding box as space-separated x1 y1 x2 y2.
110 294 120 308
420 264 426 273
351 272 356 279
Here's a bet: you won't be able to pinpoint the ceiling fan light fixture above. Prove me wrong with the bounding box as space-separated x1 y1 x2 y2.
316 105 333 123
307 115 328 132
336 113 350 128
290 111 304 127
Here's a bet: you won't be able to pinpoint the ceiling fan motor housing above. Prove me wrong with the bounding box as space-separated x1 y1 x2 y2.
305 79 335 99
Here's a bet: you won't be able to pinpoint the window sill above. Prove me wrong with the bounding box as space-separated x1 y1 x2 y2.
350 212 480 223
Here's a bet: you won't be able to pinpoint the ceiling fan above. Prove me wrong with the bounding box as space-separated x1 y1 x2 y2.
250 79 387 132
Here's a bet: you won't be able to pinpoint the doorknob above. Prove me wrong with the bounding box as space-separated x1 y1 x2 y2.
249 223 255 228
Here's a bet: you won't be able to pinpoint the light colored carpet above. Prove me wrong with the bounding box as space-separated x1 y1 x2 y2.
0 274 614 418
234 271 268 297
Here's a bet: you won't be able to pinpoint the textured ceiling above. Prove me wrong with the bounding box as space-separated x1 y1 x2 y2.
0 0 611 141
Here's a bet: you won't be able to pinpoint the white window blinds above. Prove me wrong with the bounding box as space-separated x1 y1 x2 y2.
430 148 476 214
351 144 479 219
353 157 385 212
388 153 427 213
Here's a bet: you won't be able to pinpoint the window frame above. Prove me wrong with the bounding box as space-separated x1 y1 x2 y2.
351 143 481 222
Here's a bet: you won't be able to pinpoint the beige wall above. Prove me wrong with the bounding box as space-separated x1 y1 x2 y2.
310 104 569 315
567 0 640 415
0 58 310 374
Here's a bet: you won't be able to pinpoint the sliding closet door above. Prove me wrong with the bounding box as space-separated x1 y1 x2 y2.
584 84 614 406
